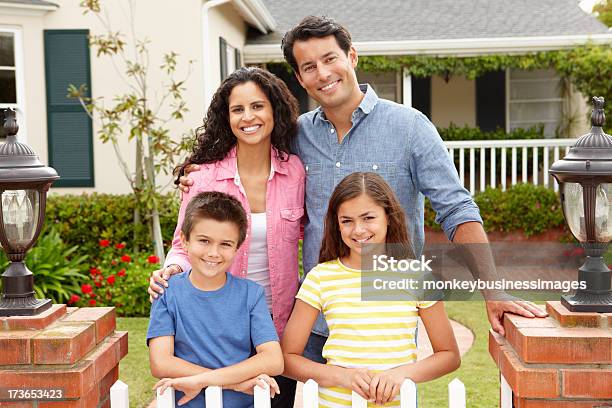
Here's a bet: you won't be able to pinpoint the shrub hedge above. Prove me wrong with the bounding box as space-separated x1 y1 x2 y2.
438 124 545 141
424 183 567 237
45 192 180 256
45 184 566 256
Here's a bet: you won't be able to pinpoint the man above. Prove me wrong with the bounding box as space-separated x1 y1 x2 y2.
160 14 547 405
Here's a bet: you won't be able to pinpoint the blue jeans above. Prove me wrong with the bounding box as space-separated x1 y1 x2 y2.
303 332 327 364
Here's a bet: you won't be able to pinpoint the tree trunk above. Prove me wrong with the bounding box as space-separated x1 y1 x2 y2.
133 138 145 253
144 149 165 263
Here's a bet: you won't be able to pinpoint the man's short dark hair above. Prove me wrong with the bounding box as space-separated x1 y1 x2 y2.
281 15 352 73
181 191 248 247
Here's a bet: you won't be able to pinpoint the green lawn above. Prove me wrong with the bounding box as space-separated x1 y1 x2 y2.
117 301 499 407
116 317 157 407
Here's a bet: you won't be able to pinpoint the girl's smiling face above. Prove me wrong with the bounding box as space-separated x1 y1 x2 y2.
337 193 388 266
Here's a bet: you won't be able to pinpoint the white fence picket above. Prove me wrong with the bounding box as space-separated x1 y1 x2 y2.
351 390 368 408
302 379 319 408
444 138 576 195
500 374 513 408
157 385 176 408
112 378 475 407
254 382 271 408
110 380 129 408
204 385 223 407
448 378 466 408
400 379 417 408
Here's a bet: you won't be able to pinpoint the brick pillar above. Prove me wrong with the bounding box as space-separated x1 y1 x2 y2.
489 301 612 407
0 305 128 407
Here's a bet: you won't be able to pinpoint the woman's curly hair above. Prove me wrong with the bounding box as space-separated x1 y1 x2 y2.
174 67 299 184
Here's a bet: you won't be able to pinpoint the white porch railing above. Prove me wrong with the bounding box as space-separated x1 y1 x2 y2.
443 138 576 195
110 378 467 407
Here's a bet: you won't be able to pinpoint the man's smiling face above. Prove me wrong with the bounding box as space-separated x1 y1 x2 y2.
292 35 361 110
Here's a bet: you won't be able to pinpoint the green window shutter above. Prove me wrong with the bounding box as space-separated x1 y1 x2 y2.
44 29 94 187
476 70 506 132
219 37 227 81
235 48 241 70
411 77 431 119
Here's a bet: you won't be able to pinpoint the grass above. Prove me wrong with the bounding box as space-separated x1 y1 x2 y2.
116 317 157 407
117 301 499 407
419 301 498 407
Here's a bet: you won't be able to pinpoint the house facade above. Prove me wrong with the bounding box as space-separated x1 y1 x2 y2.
0 0 610 194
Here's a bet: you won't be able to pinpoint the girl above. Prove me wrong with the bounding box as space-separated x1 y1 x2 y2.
282 172 460 407
148 67 304 406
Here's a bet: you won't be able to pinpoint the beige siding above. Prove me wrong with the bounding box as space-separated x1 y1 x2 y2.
431 74 476 128
206 3 247 95
1 0 250 195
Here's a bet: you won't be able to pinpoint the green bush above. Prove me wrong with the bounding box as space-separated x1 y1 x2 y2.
45 192 180 257
0 229 89 303
72 239 156 317
425 184 567 237
438 124 545 142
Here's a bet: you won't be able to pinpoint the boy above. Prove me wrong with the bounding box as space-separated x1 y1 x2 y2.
147 191 283 407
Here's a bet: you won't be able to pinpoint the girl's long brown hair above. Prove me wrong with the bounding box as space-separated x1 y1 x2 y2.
319 172 413 264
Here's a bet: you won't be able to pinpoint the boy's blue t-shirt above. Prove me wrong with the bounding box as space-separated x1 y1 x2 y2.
147 272 279 408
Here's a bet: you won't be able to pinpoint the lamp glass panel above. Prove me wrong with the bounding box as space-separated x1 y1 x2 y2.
562 182 585 241
1 190 39 248
595 183 612 243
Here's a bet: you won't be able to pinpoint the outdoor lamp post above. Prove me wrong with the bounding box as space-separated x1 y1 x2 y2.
0 109 59 316
550 96 612 313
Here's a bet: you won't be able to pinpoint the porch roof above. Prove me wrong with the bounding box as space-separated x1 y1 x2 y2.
244 0 611 62
0 0 57 6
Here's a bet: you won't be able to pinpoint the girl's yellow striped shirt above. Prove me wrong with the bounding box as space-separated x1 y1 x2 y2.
296 259 436 408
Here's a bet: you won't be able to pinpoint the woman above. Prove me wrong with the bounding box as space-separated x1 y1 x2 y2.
148 67 304 407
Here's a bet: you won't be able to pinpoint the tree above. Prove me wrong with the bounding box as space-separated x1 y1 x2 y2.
69 0 194 261
592 0 612 26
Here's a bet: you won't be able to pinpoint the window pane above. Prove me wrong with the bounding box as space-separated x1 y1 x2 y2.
226 44 236 74
510 80 562 100
510 101 562 123
510 68 557 80
357 71 400 103
0 32 15 67
0 70 16 103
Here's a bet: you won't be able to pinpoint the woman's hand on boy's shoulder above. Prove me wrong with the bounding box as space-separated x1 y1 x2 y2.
148 264 182 302
178 164 200 193
229 374 280 397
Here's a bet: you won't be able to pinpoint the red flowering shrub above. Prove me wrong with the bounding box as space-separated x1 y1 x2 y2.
68 294 81 304
73 240 159 316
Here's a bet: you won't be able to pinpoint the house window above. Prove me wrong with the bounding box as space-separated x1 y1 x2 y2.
508 69 563 137
219 37 241 81
0 28 25 142
357 71 402 103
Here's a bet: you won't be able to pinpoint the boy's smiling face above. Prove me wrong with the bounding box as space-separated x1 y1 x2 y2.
181 218 240 283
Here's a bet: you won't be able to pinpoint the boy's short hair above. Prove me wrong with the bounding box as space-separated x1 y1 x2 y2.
281 15 352 73
181 192 248 247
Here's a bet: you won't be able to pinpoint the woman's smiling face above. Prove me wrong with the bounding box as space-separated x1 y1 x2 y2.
228 81 274 148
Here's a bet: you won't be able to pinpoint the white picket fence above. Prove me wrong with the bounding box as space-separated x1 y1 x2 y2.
444 138 576 195
109 378 468 407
